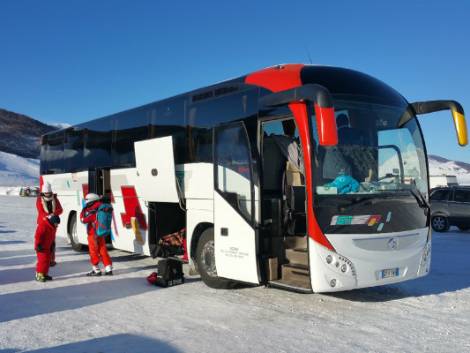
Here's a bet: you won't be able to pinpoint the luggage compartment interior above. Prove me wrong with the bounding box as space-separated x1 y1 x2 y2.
148 202 186 259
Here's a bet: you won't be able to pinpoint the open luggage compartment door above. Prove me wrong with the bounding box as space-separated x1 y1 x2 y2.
134 136 180 203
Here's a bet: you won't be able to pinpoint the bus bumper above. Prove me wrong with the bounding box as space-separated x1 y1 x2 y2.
309 228 431 293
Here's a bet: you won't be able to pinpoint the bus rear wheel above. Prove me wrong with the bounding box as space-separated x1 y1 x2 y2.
68 213 85 252
196 228 238 289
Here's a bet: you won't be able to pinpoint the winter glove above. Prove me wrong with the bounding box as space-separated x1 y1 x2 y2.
36 244 44 252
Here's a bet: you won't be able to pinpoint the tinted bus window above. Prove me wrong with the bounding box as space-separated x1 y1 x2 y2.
189 91 257 128
83 117 113 169
113 109 149 167
41 131 64 174
64 128 85 172
187 91 257 164
149 98 186 164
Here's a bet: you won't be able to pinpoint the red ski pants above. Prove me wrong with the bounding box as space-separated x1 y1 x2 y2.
87 234 112 267
36 250 52 275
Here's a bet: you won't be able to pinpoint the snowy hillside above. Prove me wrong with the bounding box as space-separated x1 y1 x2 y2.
0 151 39 188
379 151 470 185
428 155 470 185
0 107 56 159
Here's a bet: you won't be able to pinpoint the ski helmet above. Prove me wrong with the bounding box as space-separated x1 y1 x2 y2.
85 193 100 205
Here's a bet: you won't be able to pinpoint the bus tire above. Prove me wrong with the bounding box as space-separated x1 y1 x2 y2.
431 215 449 233
68 213 85 252
195 228 238 289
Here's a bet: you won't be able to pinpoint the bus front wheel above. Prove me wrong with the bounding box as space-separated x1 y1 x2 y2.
195 228 238 289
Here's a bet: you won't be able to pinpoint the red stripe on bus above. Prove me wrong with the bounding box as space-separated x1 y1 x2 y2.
82 184 89 199
121 186 148 230
245 64 335 251
245 64 304 92
314 104 338 146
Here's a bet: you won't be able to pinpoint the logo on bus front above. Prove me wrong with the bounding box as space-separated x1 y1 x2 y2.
387 237 398 250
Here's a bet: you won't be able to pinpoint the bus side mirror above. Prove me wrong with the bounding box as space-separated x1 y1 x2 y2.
408 100 468 146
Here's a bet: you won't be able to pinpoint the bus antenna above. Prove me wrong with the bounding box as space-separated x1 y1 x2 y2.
306 48 313 64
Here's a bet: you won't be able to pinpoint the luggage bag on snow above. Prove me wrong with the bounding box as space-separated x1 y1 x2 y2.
147 258 184 287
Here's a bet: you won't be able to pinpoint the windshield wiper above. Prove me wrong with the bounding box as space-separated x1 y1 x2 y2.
408 185 430 213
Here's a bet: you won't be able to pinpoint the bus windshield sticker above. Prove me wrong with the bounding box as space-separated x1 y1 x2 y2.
331 215 382 226
386 211 392 223
377 223 385 232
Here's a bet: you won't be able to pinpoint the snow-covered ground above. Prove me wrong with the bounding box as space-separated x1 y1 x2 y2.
1 196 470 353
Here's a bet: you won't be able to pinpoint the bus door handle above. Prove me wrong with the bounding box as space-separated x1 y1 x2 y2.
221 228 229 236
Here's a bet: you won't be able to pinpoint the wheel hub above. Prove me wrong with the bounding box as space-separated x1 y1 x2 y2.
201 240 217 277
432 217 445 230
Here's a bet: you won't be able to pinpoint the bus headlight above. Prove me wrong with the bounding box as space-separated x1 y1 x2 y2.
321 250 356 277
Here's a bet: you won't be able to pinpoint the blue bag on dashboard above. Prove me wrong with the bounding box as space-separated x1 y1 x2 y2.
327 174 360 194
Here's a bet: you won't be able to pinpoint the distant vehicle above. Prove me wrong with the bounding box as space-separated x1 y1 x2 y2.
430 186 470 232
429 175 458 189
19 186 39 197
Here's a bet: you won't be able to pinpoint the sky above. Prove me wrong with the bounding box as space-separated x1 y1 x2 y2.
0 0 469 162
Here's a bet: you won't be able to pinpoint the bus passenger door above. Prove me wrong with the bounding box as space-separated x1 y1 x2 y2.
213 122 260 284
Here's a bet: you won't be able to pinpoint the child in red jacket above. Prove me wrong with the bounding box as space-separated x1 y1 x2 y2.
80 193 113 276
35 215 60 282
36 182 63 266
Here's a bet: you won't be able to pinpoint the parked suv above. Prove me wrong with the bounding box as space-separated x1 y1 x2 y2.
430 186 470 232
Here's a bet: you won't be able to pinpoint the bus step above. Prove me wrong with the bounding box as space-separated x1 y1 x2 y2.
281 264 309 284
285 248 308 267
268 279 312 293
283 236 307 250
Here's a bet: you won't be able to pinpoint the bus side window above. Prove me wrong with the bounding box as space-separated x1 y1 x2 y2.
215 123 253 221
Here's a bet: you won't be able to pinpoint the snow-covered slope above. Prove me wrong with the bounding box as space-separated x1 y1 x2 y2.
428 155 470 185
0 151 39 188
379 152 470 185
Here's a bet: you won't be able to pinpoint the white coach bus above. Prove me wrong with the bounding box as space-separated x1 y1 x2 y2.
40 64 468 293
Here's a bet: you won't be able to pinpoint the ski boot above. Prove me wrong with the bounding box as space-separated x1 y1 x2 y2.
86 269 102 277
104 265 113 276
35 272 46 283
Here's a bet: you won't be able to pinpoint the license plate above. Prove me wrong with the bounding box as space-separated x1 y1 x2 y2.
381 268 399 279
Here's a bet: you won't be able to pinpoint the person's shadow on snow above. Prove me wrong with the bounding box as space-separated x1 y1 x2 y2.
328 231 470 302
0 256 157 285
0 277 157 323
0 334 182 353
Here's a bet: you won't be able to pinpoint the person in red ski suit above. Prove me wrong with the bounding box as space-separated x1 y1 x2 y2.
80 193 113 276
36 182 63 266
34 215 60 282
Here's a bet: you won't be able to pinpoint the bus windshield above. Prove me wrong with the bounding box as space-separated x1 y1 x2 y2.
313 98 428 198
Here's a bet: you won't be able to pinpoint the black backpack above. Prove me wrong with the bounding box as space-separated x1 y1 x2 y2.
155 259 184 287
